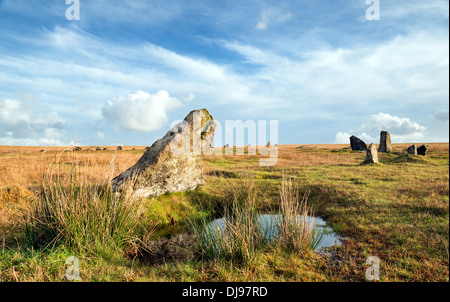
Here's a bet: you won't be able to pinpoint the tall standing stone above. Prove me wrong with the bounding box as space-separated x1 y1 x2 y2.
112 109 216 198
407 144 417 155
378 131 393 153
363 143 379 164
350 136 368 151
417 144 429 156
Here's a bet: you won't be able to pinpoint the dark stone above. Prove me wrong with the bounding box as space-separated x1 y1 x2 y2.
350 136 367 151
407 145 417 155
417 144 429 156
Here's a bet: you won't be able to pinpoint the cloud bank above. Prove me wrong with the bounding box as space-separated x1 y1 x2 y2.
0 97 67 145
335 113 427 144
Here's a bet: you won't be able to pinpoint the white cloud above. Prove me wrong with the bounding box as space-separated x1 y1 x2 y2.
101 90 181 132
335 113 427 144
362 113 426 136
334 132 376 144
0 97 67 146
334 132 352 144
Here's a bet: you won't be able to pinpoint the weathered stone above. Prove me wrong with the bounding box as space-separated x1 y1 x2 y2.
112 109 216 198
417 144 429 156
378 131 393 153
73 147 82 151
117 146 123 151
350 135 367 151
364 143 379 164
266 141 271 147
407 144 417 155
103 147 108 150
96 147 102 151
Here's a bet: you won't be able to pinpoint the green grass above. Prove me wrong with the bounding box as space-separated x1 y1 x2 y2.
0 144 448 282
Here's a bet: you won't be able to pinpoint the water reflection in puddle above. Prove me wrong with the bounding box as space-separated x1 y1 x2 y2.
207 214 341 251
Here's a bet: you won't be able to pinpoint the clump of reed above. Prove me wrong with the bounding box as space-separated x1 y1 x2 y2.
191 177 324 264
24 160 145 259
191 180 266 264
275 176 324 252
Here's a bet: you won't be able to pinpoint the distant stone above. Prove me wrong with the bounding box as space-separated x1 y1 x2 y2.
96 147 102 151
266 141 271 147
103 148 108 151
350 136 367 151
407 144 417 155
364 143 379 164
117 146 123 151
73 147 82 151
298 145 310 149
224 144 229 148
378 131 393 153
112 109 216 198
39 149 46 153
417 144 429 156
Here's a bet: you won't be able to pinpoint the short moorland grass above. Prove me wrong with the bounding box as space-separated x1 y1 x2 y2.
0 143 448 281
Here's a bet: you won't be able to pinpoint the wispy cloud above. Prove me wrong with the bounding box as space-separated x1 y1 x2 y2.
255 9 292 30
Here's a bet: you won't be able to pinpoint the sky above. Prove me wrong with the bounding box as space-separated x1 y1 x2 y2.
0 0 448 147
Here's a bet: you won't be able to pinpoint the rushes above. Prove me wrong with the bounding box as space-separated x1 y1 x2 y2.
24 162 144 259
276 177 324 252
192 180 266 264
192 177 324 264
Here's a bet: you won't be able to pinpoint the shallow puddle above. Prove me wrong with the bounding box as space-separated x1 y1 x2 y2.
207 214 341 251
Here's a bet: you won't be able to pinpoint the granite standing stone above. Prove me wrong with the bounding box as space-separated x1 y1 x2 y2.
112 109 216 198
378 131 393 153
364 143 379 164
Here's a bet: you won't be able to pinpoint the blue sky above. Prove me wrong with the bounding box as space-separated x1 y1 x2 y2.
0 0 448 146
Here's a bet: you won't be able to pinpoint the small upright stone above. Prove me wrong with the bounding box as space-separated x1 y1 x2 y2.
117 146 123 151
350 135 367 151
407 145 417 155
364 143 379 164
378 131 393 153
417 144 429 156
266 141 271 147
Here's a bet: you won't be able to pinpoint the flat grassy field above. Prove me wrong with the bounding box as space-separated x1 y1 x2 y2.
0 143 448 282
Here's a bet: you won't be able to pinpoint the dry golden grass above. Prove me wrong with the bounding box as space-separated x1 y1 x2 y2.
0 146 146 188
0 142 448 281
